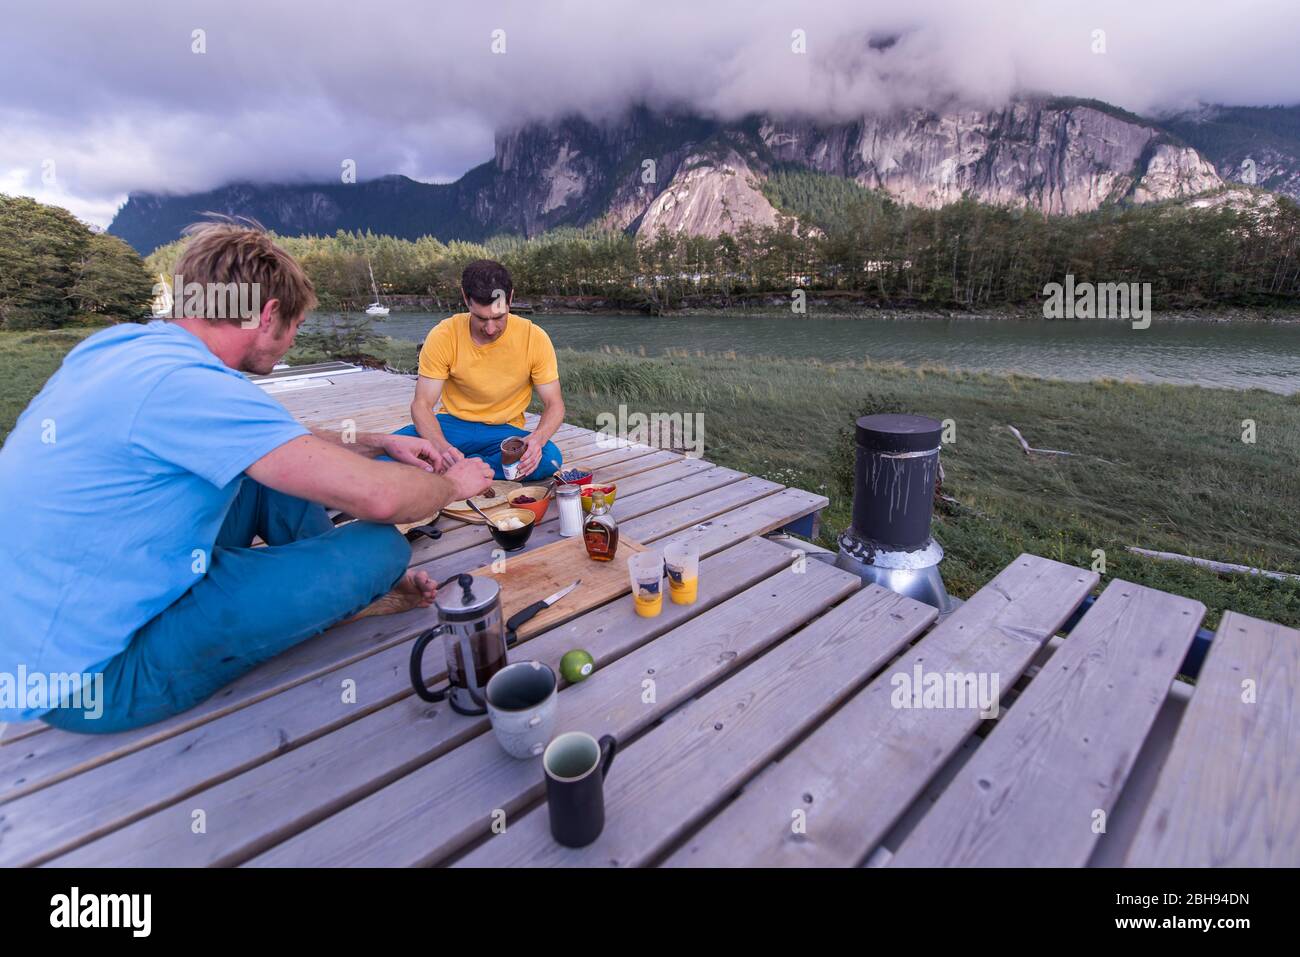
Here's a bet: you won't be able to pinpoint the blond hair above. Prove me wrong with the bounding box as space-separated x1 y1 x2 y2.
175 218 317 330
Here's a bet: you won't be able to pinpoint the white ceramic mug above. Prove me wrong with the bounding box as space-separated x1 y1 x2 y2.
485 660 557 759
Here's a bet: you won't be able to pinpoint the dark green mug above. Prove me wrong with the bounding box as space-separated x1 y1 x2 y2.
542 731 617 848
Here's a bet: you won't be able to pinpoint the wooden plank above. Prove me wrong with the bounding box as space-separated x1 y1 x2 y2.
665 553 1097 867
1126 611 1300 867
554 431 601 452
412 468 764 583
470 535 648 642
0 600 441 804
241 559 862 868
1 639 420 866
277 379 414 420
53 540 846 867
459 584 937 866
562 444 658 471
0 722 44 746
617 477 783 542
0 458 724 801
408 455 708 565
889 580 1204 867
251 360 361 381
648 487 828 557
272 369 404 404
0 439 728 800
13 539 803 869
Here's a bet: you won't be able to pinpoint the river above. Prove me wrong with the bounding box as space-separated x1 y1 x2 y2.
326 312 1300 394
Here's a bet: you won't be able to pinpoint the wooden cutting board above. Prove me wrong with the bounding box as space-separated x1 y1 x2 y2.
468 535 647 640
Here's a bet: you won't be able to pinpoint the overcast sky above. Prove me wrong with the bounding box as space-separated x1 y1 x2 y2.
3 0 1298 227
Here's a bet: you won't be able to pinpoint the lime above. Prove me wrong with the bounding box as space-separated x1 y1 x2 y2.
560 649 595 683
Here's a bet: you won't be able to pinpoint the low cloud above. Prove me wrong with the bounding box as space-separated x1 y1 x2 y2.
3 0 1298 226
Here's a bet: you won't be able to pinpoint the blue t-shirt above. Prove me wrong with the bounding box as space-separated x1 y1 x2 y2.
0 321 309 720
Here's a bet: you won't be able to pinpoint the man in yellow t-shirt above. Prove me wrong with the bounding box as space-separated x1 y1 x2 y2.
393 260 566 482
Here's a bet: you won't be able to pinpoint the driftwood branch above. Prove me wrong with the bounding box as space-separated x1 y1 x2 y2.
1006 425 1116 465
1007 425 1073 457
1127 547 1300 583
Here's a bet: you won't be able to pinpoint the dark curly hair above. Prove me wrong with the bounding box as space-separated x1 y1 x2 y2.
461 260 513 307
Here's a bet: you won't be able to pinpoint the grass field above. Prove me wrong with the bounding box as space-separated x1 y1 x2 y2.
7 326 1299 629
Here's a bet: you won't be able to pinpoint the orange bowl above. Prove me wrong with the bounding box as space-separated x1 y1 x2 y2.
507 486 552 523
580 483 618 513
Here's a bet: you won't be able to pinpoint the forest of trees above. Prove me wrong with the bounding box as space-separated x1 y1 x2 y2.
147 175 1300 314
0 195 155 329
8 175 1298 329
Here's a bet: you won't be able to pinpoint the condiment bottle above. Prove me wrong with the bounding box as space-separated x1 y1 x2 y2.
583 491 619 562
556 484 583 538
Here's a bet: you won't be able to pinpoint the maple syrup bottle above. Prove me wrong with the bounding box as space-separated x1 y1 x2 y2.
583 491 619 562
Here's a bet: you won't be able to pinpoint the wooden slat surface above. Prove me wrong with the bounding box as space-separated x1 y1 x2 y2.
14 538 798 868
413 472 781 584
1126 611 1300 867
21 365 1279 869
5 370 839 867
471 535 648 642
666 553 1098 867
408 454 707 565
2 462 799 806
56 547 857 867
888 579 1204 867
458 584 936 867
0 606 441 803
244 559 861 867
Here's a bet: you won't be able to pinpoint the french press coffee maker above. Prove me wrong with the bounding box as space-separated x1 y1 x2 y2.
409 573 512 716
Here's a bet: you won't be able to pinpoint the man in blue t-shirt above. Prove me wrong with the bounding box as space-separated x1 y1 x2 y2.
0 223 493 733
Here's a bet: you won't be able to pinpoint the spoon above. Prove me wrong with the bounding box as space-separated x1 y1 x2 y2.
466 498 496 525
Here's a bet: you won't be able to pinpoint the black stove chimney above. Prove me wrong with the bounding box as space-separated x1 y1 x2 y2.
836 413 953 613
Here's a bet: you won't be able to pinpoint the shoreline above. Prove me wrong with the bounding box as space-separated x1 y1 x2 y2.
331 301 1300 324
288 336 1300 397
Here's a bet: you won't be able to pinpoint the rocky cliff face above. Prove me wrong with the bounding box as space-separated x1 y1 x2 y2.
110 98 1235 253
484 99 1224 236
1160 105 1300 202
756 102 1223 214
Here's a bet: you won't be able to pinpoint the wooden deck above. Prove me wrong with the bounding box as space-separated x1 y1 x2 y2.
1 368 1295 868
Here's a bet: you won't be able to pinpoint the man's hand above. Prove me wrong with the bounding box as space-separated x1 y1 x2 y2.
374 434 441 471
444 457 495 501
518 433 548 478
432 442 465 472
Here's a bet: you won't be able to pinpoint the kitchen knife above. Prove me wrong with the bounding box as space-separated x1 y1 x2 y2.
505 579 581 643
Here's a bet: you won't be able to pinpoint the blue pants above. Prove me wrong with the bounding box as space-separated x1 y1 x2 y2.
40 480 410 735
393 414 563 482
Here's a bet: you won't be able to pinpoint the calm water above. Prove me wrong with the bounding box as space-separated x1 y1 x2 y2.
339 312 1300 394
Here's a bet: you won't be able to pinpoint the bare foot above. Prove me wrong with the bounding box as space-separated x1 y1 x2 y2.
343 570 437 623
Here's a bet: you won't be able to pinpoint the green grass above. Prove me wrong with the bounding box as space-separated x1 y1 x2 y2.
548 347 1300 630
8 329 1300 629
0 325 104 437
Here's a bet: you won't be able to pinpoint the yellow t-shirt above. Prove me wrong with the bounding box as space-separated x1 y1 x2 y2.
418 313 559 428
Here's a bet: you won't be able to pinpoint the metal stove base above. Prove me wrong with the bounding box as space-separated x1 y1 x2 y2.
835 540 955 616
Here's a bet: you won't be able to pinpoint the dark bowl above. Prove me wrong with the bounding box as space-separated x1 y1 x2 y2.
486 507 536 552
